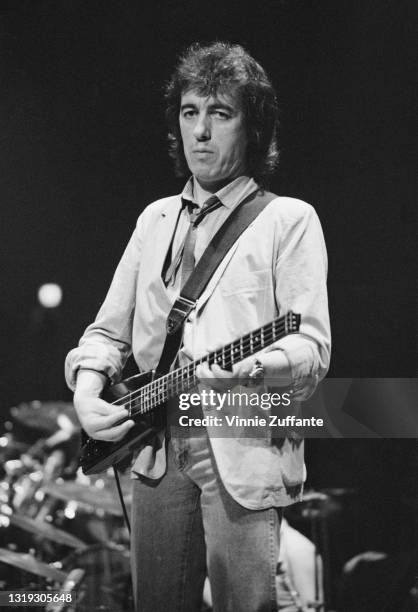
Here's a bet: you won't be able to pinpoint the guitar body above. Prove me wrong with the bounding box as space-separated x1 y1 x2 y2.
80 371 165 475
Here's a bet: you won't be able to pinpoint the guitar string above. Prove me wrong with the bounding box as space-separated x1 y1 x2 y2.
120 320 291 418
120 317 293 418
123 322 289 418
115 318 288 410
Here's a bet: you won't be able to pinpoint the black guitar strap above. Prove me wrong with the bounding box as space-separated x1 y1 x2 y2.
156 188 277 375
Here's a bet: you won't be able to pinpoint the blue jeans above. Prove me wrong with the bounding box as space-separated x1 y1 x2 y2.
131 436 282 612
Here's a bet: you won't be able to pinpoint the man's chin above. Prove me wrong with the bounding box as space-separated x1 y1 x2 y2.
193 172 233 192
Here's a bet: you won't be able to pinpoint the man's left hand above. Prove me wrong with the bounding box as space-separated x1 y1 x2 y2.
195 351 292 392
195 358 258 392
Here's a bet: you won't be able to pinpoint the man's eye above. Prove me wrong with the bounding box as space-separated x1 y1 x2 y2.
182 110 196 118
213 110 230 119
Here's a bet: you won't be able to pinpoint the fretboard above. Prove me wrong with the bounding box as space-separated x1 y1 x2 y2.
119 311 300 418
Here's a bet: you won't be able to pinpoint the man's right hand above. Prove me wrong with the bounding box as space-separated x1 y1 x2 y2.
74 370 135 442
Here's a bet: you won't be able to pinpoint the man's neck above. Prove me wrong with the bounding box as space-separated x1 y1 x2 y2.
192 175 249 206
192 178 216 206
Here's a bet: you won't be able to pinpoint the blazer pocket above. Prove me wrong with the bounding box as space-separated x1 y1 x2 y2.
219 268 272 296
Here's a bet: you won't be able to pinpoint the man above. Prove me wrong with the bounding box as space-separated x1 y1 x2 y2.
65 42 330 611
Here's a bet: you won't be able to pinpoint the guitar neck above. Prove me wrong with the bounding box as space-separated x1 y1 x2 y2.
126 311 300 419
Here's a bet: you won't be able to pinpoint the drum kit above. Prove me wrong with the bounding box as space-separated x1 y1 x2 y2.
0 400 134 612
1 399 354 611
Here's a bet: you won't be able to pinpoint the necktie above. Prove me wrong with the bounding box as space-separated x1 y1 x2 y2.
181 195 222 286
164 195 222 287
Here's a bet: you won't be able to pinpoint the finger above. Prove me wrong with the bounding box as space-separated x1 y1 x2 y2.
196 364 213 380
83 408 129 434
94 419 136 442
94 399 127 417
234 362 251 380
210 364 233 378
95 409 131 430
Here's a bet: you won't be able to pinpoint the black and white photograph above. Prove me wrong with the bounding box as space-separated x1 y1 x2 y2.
0 2 416 611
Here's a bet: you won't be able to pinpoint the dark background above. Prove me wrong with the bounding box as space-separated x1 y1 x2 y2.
0 1 416 603
1 0 415 404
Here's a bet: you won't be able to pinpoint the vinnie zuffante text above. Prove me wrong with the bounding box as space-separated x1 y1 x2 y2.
176 390 324 429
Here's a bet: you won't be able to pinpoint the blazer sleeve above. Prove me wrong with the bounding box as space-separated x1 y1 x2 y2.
267 199 331 400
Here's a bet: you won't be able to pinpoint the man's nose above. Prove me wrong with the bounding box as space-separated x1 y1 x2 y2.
193 114 210 140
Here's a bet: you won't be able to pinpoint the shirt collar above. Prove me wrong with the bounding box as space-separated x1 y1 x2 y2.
180 175 259 210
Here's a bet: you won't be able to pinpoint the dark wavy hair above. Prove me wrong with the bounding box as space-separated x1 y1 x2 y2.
165 42 279 186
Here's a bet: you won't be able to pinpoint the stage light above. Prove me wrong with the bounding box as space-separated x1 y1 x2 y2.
37 283 63 308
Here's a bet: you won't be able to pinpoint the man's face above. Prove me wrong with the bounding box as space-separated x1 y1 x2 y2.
179 89 248 192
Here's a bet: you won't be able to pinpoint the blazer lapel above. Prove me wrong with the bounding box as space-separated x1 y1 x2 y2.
153 198 182 288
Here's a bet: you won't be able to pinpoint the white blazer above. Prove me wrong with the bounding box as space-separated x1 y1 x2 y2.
66 191 330 509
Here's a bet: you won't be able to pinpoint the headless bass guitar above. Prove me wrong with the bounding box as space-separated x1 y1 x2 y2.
80 311 301 474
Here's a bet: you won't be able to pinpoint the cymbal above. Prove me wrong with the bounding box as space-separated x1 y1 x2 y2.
302 490 330 503
319 487 357 497
285 489 342 521
0 547 66 582
42 480 132 517
10 401 79 435
7 514 88 550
